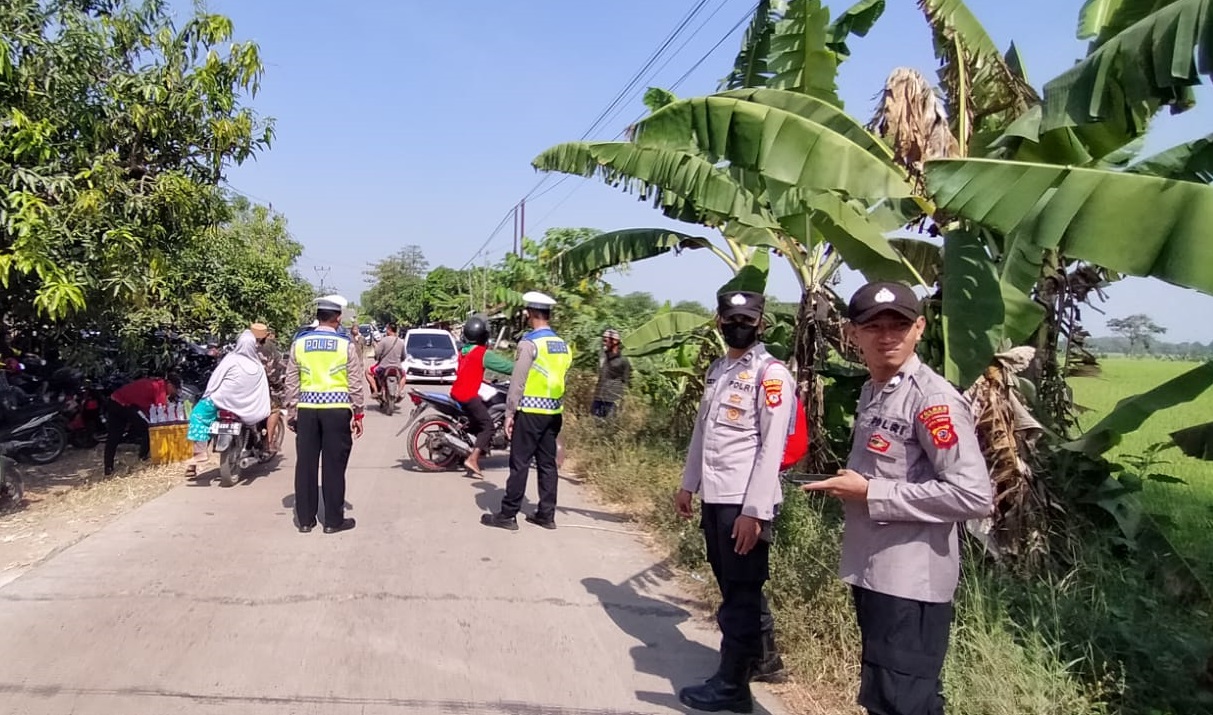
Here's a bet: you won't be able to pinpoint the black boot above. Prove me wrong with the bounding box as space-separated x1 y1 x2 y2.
751 630 788 683
678 653 754 713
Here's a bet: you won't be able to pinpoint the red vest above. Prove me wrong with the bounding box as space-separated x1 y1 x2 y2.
451 345 486 403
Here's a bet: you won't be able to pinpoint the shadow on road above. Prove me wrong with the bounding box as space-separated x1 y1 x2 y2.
582 565 778 715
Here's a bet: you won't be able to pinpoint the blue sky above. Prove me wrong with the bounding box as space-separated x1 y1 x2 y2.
196 0 1213 342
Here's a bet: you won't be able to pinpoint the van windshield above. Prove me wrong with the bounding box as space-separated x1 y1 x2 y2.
406 333 456 360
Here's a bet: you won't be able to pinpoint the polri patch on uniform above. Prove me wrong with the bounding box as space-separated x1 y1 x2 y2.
738 371 753 381
867 433 891 454
762 378 782 408
727 394 742 405
725 407 742 422
917 404 959 449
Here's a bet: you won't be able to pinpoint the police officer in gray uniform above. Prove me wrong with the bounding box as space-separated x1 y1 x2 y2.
675 290 796 713
805 281 993 715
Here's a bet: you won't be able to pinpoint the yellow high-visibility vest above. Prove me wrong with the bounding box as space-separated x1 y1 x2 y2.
519 329 572 414
293 330 351 409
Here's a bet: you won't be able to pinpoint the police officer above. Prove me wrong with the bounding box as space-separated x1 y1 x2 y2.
283 295 366 534
674 290 795 713
804 281 992 715
481 291 572 531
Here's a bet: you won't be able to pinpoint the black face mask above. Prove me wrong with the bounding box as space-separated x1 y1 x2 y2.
721 322 759 350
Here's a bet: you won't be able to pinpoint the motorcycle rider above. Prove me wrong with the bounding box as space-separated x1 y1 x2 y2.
104 373 182 476
451 315 514 477
252 323 286 456
367 323 405 399
185 330 271 477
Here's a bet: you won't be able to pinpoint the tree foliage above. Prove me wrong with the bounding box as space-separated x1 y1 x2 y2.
1106 314 1168 353
0 0 274 325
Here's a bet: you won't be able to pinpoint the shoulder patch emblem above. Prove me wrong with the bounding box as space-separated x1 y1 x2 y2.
917 404 958 449
762 378 783 408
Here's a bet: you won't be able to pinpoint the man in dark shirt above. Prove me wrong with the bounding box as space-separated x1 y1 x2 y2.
104 374 181 475
591 329 631 419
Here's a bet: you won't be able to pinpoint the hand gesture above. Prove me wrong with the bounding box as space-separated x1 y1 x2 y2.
802 469 869 501
351 416 364 439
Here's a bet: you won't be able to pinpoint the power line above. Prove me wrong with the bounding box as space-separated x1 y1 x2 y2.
526 3 757 237
459 0 718 267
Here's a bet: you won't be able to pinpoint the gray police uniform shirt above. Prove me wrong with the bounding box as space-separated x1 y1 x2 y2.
843 354 993 604
680 344 796 523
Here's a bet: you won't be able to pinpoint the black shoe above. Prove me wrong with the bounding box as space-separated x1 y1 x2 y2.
480 512 518 531
103 468 114 477
298 523 314 533
525 514 556 530
751 632 788 683
323 518 356 534
679 656 754 713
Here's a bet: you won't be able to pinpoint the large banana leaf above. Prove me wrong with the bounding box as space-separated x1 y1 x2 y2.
924 158 1213 297
719 259 770 294
1042 0 1207 135
1077 0 1183 46
717 88 894 164
719 0 777 91
890 237 943 287
1170 419 1213 459
1125 131 1213 181
633 96 912 201
917 0 1038 149
532 142 778 230
623 311 713 357
827 0 886 58
1065 361 1213 456
549 229 717 282
777 192 916 283
940 227 1005 387
768 0 840 106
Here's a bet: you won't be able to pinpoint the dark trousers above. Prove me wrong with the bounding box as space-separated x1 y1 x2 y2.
590 400 616 419
294 408 353 528
460 397 493 453
500 411 562 520
701 503 770 661
104 400 149 472
852 586 953 715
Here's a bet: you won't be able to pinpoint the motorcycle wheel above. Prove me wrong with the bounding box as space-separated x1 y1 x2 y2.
406 418 462 472
218 439 242 487
18 421 68 465
0 458 23 507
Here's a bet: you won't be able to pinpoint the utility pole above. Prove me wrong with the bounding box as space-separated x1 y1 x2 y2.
512 205 519 257
313 266 330 294
518 199 525 256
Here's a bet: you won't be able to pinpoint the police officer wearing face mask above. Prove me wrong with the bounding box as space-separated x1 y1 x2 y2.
674 290 796 713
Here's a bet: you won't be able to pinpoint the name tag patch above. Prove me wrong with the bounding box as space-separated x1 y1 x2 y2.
304 338 339 353
917 404 958 449
545 341 569 354
865 414 912 438
867 433 891 454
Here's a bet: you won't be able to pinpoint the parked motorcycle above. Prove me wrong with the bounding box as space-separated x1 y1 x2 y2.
404 382 509 471
377 366 405 416
0 402 68 465
208 409 284 486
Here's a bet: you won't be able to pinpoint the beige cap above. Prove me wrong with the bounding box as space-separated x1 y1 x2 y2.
250 323 269 339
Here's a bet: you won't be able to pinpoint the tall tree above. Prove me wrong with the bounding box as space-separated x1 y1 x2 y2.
360 246 429 325
1106 314 1168 353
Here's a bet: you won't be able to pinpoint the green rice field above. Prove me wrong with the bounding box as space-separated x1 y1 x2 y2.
1070 358 1213 581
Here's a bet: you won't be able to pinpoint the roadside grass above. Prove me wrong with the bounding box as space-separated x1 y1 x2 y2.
1070 358 1213 583
561 376 1110 715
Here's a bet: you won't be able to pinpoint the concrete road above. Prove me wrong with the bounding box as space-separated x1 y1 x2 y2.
0 391 788 715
